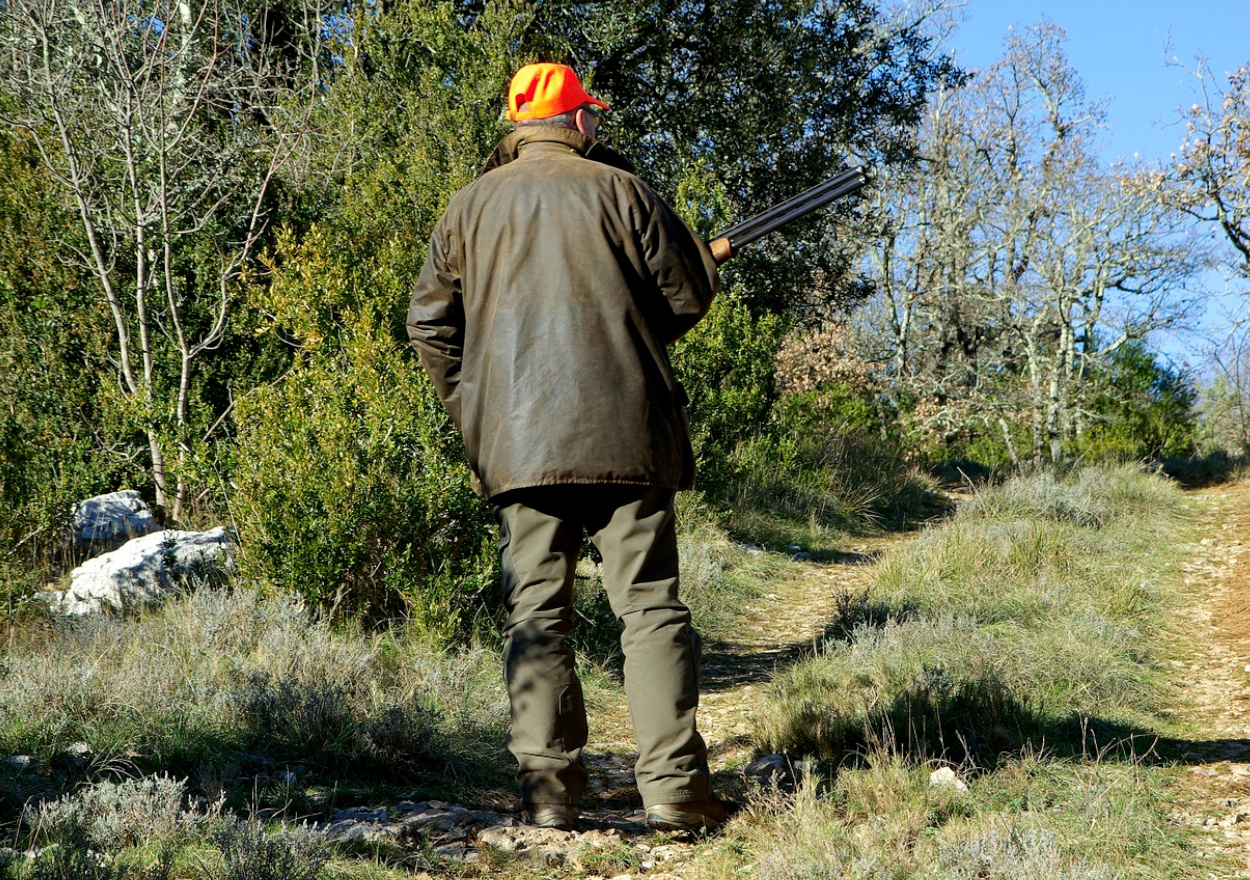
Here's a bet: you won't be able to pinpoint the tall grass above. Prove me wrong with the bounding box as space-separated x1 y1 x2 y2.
721 434 945 549
756 465 1183 763
723 465 1213 879
0 587 510 819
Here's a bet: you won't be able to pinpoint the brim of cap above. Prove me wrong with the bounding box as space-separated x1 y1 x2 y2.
506 95 610 122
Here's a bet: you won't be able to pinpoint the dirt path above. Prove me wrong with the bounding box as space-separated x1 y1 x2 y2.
578 535 901 818
1170 482 1250 876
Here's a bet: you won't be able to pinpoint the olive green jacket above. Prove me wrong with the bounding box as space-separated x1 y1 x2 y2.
407 127 719 498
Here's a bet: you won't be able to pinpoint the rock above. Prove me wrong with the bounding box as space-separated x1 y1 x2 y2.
71 491 160 554
744 754 788 783
61 742 94 773
434 842 473 859
330 806 389 824
42 527 236 616
477 825 575 850
928 766 969 792
5 756 39 773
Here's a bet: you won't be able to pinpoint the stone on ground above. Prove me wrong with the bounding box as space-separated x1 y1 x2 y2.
42 527 236 616
71 490 160 554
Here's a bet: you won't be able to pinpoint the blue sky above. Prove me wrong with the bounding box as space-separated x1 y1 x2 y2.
945 1 1250 361
947 1 1249 164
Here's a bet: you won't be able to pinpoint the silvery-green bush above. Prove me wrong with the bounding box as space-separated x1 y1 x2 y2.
29 776 209 850
215 819 328 880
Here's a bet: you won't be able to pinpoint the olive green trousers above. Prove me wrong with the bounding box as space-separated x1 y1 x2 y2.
492 485 710 808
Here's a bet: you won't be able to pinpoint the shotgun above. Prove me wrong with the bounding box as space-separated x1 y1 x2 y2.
706 165 870 263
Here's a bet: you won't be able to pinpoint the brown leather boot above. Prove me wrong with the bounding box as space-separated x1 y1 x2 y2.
645 795 737 832
521 802 576 831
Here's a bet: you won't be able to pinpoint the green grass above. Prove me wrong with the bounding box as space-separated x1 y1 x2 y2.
711 433 949 553
0 463 1223 878
756 465 1183 765
690 752 1200 880
704 464 1217 879
0 587 512 823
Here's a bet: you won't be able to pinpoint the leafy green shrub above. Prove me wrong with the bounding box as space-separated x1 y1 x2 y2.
672 294 787 496
1077 340 1198 462
230 322 495 636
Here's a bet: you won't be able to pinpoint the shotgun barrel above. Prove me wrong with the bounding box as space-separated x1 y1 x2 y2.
707 165 869 263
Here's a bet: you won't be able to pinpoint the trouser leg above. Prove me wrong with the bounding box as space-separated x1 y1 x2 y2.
494 497 588 806
590 487 710 807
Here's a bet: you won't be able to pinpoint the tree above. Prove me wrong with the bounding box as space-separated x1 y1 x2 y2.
0 126 137 573
0 0 321 521
528 0 960 318
1166 60 1250 281
1080 340 1197 460
862 21 1198 464
1198 319 1250 453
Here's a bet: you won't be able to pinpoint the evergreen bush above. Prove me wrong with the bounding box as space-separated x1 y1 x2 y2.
230 323 495 636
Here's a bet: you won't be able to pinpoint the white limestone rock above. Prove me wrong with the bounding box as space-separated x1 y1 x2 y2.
928 766 969 792
44 527 236 616
72 491 160 553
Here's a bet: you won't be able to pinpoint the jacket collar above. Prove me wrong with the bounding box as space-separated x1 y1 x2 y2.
482 127 636 176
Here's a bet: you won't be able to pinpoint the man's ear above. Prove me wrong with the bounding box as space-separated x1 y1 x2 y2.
574 108 594 137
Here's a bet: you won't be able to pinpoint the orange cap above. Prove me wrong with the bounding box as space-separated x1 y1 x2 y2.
505 63 609 122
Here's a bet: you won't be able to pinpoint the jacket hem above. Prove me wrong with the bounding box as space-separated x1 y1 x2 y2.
486 476 677 501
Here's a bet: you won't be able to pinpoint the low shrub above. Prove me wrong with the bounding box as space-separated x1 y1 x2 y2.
29 776 210 851
11 845 175 880
215 819 329 880
230 323 495 638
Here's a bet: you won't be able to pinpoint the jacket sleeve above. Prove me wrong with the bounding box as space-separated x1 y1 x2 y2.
636 182 721 344
407 216 465 428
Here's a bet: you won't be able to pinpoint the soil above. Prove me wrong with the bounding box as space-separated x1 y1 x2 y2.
1170 482 1250 877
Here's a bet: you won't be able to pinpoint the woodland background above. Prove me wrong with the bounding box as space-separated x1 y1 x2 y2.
1 0 1248 631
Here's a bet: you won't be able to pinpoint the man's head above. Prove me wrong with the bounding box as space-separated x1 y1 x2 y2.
506 63 608 137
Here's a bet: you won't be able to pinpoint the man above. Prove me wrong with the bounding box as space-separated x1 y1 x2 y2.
407 62 730 833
